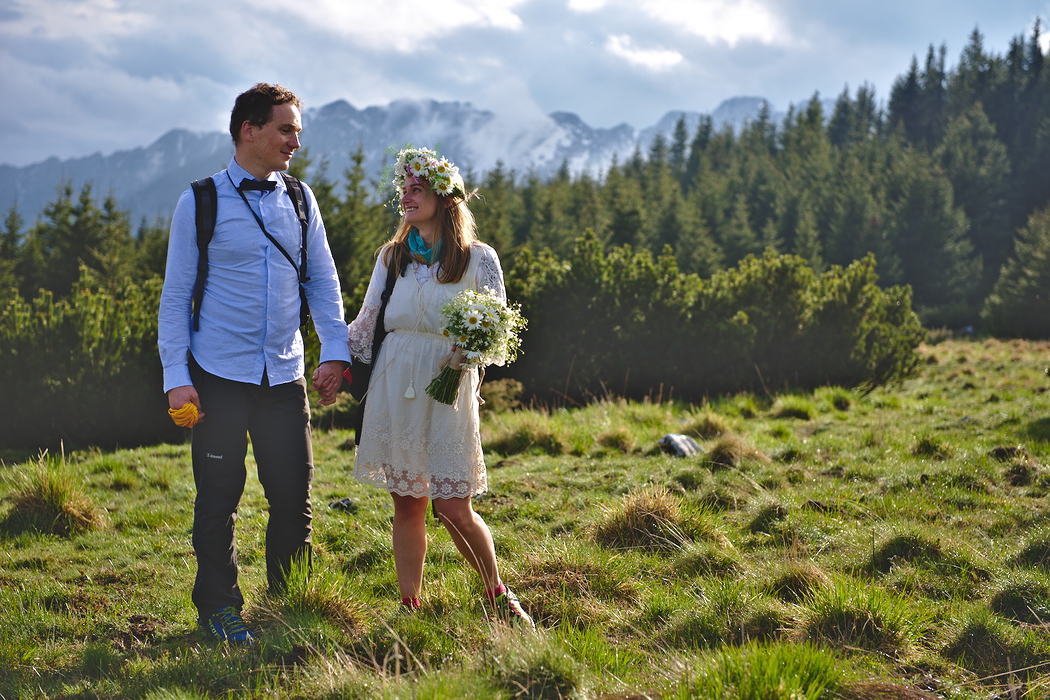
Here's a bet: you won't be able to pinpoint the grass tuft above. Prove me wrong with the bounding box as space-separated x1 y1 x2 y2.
255 556 365 648
676 540 741 577
595 426 636 453
911 434 953 460
686 410 731 439
771 395 819 420
1014 524 1050 569
766 561 831 603
799 578 927 655
1 453 104 536
815 386 856 412
669 641 845 699
869 532 943 573
705 433 770 470
987 571 1050 623
747 499 789 535
486 629 585 700
943 606 1033 677
659 578 788 650
592 486 694 552
484 413 568 456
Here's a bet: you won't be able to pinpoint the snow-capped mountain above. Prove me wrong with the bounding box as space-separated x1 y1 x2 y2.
0 96 777 226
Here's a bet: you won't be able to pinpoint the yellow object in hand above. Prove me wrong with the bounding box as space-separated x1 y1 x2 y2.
168 402 200 428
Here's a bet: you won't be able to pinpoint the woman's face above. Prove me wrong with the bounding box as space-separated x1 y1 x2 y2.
402 175 441 228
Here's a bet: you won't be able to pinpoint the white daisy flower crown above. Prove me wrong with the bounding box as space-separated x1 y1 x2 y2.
390 146 466 206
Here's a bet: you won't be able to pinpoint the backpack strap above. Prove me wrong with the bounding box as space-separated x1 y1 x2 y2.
281 172 309 284
281 172 311 327
190 177 217 332
371 249 408 363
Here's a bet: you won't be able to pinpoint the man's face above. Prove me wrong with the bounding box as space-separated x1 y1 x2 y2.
242 102 302 174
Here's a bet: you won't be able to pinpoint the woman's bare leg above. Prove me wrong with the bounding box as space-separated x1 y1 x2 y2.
431 497 501 592
391 493 429 599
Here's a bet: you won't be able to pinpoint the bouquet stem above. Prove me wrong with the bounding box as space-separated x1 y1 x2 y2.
426 367 463 405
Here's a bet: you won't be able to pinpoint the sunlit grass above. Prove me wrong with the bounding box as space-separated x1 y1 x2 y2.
6 338 1050 697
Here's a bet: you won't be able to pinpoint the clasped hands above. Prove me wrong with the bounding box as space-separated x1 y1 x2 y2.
311 360 346 406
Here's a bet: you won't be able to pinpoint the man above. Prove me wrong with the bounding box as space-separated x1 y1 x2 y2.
158 83 350 645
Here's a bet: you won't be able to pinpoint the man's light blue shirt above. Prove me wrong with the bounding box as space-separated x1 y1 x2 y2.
158 158 351 393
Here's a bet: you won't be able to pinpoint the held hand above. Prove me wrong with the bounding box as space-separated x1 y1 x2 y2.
311 361 345 406
167 385 204 426
444 346 468 370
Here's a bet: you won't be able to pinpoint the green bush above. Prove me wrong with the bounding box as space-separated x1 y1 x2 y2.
503 236 924 404
0 269 180 449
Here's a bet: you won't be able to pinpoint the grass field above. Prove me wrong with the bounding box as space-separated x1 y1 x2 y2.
5 336 1050 699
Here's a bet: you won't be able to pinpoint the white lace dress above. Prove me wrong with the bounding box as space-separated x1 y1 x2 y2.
347 243 506 499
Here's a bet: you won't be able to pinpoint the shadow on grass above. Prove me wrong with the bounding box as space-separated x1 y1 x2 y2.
1023 417 1050 443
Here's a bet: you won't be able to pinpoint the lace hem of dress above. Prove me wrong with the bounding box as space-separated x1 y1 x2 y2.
354 463 485 499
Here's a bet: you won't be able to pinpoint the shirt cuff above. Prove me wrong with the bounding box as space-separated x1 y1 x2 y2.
318 347 353 366
163 365 193 394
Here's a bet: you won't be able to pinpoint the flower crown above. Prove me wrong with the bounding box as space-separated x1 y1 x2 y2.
391 146 466 202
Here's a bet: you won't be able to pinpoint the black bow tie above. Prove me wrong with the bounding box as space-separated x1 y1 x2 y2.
239 178 276 192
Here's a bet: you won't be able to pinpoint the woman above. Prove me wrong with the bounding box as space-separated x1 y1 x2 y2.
347 146 533 626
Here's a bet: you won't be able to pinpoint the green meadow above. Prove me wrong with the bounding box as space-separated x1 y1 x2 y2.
5 335 1050 699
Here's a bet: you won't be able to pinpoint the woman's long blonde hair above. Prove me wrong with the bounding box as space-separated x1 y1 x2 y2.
382 186 479 284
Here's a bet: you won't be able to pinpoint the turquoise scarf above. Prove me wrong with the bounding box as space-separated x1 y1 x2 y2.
408 227 441 265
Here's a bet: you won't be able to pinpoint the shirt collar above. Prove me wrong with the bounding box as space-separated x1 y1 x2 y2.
227 157 283 192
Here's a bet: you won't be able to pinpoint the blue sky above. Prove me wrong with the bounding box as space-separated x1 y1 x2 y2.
1 0 1047 167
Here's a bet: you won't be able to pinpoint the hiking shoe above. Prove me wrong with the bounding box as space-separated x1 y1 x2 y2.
494 586 535 629
200 606 255 645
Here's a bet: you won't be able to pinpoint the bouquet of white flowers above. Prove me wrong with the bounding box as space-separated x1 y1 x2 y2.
426 287 526 405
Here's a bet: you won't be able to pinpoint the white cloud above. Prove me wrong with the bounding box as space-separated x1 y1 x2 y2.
1 0 150 45
640 0 790 47
283 0 525 51
605 35 684 71
567 0 608 10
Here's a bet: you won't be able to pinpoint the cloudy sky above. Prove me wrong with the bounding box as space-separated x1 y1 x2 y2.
2 0 1048 167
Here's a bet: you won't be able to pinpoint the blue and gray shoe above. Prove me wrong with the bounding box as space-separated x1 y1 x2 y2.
200 606 255 645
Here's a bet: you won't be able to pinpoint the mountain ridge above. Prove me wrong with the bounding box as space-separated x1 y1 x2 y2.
3 96 779 226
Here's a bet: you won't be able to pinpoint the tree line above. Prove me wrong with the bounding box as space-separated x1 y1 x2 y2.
5 23 1050 449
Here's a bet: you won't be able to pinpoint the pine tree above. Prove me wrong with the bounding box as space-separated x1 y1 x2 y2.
888 57 923 142
823 146 900 284
719 194 761 266
472 160 520 256
329 148 393 300
885 150 980 324
982 204 1050 337
683 114 714 192
676 186 723 276
828 83 881 148
0 204 22 303
791 195 824 272
604 162 646 248
934 102 1012 297
18 182 134 298
670 114 690 185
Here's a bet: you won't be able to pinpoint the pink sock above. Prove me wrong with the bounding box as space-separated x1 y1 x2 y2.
401 597 421 609
485 582 506 603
